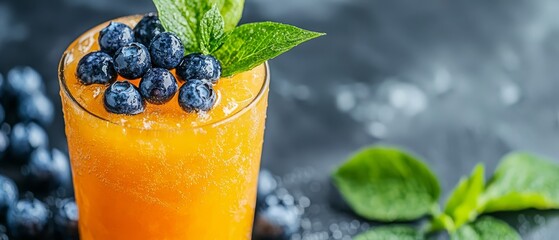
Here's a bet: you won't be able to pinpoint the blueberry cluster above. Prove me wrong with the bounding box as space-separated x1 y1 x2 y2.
76 14 222 115
0 67 77 240
253 170 303 240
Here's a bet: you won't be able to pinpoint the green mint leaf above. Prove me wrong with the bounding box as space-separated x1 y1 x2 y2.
429 213 456 232
451 217 520 240
332 146 441 221
199 5 227 54
443 164 485 229
214 22 325 77
153 0 244 53
153 0 202 52
481 152 559 212
354 226 424 240
218 0 244 31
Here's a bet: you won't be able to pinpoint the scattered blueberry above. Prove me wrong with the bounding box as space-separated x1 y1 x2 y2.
254 193 301 240
0 104 4 125
17 93 54 126
23 148 71 192
134 13 165 46
257 170 278 205
139 68 178 105
114 42 152 79
54 199 78 240
98 22 135 55
0 175 18 215
0 225 8 240
0 73 4 96
178 79 216 112
0 131 8 160
6 66 45 98
9 122 49 161
149 32 184 69
76 51 117 85
104 81 146 115
7 197 50 239
176 53 222 83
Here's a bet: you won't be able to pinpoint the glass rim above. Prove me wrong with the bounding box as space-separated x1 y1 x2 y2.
58 15 270 131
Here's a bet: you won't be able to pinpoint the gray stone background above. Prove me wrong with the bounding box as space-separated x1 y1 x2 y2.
2 0 559 239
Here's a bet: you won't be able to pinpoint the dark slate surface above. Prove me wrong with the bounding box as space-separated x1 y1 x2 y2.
1 0 559 239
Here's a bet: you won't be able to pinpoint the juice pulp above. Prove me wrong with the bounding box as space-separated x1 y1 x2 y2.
58 16 269 240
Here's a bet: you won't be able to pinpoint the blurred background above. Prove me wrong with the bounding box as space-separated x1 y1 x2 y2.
2 0 559 239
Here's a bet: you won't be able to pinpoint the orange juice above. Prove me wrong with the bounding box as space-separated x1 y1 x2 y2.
58 16 269 239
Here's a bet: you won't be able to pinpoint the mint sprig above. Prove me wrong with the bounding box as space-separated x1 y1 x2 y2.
332 146 440 221
153 0 244 53
443 164 485 230
333 146 559 239
199 5 227 54
482 152 559 212
153 0 324 77
214 22 324 77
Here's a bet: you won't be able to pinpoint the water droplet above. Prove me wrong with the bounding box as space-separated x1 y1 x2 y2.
301 218 312 230
336 89 356 112
378 80 428 116
366 121 388 138
350 220 360 229
294 85 311 100
275 80 312 101
299 196 311 208
329 223 339 232
332 230 343 239
534 215 546 225
360 222 370 230
500 81 521 106
433 67 453 95
339 222 349 231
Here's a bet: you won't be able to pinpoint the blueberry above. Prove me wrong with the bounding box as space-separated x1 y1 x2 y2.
0 104 4 124
134 13 165 46
98 22 135 55
0 131 8 160
17 93 54 126
176 53 222 83
178 79 216 112
0 73 4 96
257 170 278 205
0 225 8 240
0 175 18 215
7 197 50 239
139 68 178 105
9 122 49 161
6 66 45 98
253 193 301 240
76 51 117 85
54 199 78 240
114 42 152 79
23 148 71 192
104 81 145 115
149 32 184 69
